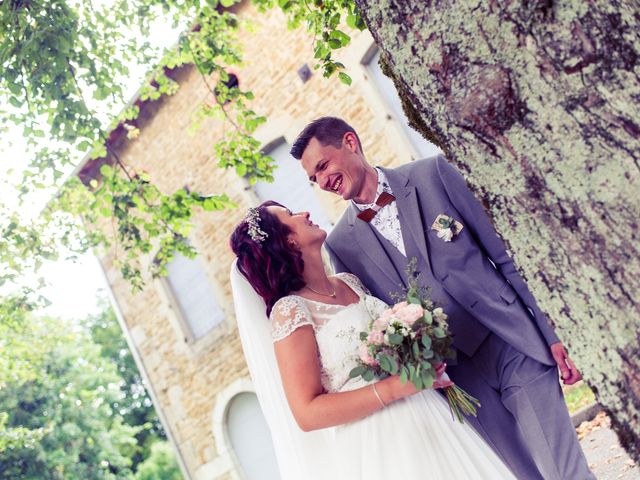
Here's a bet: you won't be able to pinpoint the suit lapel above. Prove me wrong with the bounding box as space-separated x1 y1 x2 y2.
381 167 431 271
346 204 403 287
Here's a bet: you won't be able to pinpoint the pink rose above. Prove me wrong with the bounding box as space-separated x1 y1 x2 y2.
373 310 393 332
359 344 378 366
367 331 384 345
394 303 424 327
391 301 409 313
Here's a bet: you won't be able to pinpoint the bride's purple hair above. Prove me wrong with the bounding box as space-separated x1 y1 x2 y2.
230 201 305 317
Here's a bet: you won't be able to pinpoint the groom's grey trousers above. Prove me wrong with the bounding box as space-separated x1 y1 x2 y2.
449 334 592 480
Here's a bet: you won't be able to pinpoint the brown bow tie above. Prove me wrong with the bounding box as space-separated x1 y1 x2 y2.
357 191 396 223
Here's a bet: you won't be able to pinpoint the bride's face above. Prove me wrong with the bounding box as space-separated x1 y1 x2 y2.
266 205 326 251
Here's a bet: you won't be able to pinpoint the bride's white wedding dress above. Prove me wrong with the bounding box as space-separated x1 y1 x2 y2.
270 273 516 480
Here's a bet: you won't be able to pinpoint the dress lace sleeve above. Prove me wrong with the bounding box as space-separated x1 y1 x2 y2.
337 272 371 296
270 296 314 342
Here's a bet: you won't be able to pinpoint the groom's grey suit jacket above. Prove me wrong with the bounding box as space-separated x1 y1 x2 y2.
325 155 558 366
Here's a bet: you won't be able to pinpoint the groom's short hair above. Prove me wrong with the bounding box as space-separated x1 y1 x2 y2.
290 116 363 159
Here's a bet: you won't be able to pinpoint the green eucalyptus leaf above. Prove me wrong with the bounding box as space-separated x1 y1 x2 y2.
400 366 409 384
362 369 375 382
408 295 421 305
434 327 447 338
421 370 434 389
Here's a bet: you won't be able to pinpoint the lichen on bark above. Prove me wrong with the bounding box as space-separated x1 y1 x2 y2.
355 0 640 460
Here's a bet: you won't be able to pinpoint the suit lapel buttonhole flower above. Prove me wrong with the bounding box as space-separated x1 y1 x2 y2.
431 214 463 242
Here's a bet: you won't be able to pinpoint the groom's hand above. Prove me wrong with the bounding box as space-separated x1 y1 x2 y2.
550 342 582 385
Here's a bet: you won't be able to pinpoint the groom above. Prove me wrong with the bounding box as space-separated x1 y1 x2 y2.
290 117 594 480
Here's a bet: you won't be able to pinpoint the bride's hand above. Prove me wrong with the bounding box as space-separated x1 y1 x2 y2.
382 364 453 403
385 375 420 402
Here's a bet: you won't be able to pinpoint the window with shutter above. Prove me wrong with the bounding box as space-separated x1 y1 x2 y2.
253 138 333 232
165 251 225 342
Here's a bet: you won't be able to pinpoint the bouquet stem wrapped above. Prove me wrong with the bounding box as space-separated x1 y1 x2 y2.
349 260 480 423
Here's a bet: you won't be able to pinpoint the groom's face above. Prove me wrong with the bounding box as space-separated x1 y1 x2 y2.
300 132 366 201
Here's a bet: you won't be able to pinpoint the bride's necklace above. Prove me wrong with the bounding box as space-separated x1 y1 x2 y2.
305 282 337 298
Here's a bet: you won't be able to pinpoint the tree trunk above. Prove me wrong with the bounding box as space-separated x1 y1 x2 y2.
355 0 640 460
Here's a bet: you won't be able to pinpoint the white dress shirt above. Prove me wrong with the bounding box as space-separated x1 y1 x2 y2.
353 168 406 256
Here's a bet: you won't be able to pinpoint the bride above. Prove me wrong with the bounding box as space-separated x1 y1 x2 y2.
229 201 516 480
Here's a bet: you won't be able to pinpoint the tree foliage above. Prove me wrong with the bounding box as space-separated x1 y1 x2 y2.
0 0 365 301
83 300 166 468
0 316 140 478
133 441 182 480
0 306 180 478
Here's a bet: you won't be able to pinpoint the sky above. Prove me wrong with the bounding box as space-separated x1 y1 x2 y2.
1 13 184 321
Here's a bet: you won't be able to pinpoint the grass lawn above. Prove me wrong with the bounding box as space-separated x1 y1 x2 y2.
563 381 596 414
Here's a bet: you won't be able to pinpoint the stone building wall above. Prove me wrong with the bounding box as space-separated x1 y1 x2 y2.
96 3 435 479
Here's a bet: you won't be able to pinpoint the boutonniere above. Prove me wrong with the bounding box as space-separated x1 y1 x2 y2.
431 214 464 242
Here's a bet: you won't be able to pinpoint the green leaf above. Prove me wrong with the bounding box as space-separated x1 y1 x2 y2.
408 295 421 305
379 354 392 373
388 333 403 345
235 164 247 176
346 13 358 29
434 327 447 338
362 369 375 382
421 335 432 349
400 366 409 384
349 365 367 379
77 140 92 151
412 341 420 357
421 369 434 389
330 30 350 46
388 356 399 375
423 311 432 324
338 72 352 86
99 164 113 177
202 198 218 211
9 96 23 108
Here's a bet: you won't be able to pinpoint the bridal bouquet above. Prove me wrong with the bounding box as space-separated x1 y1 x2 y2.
349 262 480 423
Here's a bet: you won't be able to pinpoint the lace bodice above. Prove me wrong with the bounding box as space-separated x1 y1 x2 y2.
270 273 389 393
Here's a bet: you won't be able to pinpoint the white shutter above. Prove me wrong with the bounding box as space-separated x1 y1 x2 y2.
166 252 224 341
253 140 333 232
227 392 281 480
366 49 442 159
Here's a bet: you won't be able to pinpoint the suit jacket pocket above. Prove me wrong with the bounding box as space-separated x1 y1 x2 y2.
499 282 517 304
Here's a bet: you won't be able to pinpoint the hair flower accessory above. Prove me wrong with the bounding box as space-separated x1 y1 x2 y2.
245 207 268 244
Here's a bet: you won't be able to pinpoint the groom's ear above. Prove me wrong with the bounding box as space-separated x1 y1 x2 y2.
343 131 359 153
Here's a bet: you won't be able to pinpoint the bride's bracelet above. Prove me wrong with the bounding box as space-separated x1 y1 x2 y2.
371 383 386 408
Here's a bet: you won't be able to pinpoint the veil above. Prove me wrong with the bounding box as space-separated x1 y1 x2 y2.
229 260 335 479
